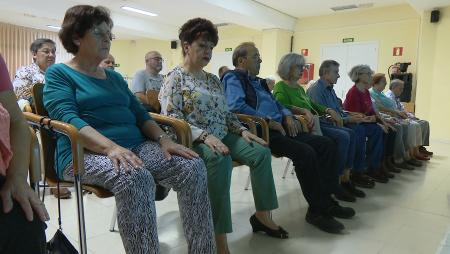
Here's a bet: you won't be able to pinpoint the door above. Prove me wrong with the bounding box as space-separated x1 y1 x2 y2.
320 42 378 100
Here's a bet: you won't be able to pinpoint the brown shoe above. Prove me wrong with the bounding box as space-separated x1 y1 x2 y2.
51 187 72 199
419 146 433 156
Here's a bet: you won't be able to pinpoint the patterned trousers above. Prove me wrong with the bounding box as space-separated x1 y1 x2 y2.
63 141 215 254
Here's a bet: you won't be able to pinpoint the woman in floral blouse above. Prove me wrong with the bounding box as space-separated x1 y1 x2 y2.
160 18 286 254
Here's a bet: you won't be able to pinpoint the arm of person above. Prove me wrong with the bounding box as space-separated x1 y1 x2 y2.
0 90 49 222
131 71 148 104
134 91 148 105
222 73 260 116
12 67 31 101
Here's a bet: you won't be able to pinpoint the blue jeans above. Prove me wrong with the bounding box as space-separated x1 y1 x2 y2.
321 122 355 175
346 123 384 171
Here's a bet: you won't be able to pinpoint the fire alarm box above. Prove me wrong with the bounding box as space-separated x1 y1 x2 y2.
299 63 314 84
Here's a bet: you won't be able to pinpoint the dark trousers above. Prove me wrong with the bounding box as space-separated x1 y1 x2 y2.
268 130 338 212
0 176 46 254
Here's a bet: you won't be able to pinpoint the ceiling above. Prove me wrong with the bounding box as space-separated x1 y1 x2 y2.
0 0 448 40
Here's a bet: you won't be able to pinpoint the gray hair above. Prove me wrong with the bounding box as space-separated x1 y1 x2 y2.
277 53 305 81
348 64 373 82
30 38 56 54
319 60 339 77
232 42 256 67
389 79 404 90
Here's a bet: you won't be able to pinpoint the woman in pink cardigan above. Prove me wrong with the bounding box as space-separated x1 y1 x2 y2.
0 54 49 253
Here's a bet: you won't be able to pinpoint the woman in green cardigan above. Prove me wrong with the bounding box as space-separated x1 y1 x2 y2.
273 53 365 202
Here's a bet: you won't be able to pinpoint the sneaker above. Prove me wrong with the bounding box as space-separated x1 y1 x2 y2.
367 170 389 183
305 209 344 234
334 188 356 202
406 159 422 167
419 146 433 156
326 202 355 219
341 181 366 198
394 161 415 170
351 173 375 189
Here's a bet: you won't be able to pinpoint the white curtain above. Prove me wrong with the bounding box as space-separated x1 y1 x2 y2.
0 22 72 79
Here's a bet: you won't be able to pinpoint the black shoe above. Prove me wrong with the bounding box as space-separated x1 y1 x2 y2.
341 181 366 198
249 214 289 239
381 168 395 178
334 186 356 202
326 202 355 219
406 159 422 167
351 173 375 189
395 161 415 170
367 170 389 183
305 210 344 234
388 166 402 173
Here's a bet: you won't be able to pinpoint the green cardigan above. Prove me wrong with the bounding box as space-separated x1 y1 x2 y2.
273 80 327 115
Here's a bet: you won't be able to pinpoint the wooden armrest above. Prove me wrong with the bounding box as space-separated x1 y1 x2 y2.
150 113 192 148
28 127 41 184
236 114 269 143
24 112 85 176
24 104 33 113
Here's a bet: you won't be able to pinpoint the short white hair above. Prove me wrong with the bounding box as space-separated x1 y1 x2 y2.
277 53 305 81
348 64 373 82
389 79 404 90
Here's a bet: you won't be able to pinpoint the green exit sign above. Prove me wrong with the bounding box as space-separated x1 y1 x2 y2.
342 38 354 43
225 47 232 52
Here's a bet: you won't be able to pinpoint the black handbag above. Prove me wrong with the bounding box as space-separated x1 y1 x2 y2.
46 180 78 254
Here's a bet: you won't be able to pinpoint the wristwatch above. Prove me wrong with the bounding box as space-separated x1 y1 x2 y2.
197 131 209 143
157 133 170 143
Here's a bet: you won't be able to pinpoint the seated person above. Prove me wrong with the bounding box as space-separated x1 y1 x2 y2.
99 53 116 70
159 18 286 254
343 65 397 182
307 60 384 186
385 79 432 156
223 42 355 234
218 65 230 80
131 51 164 112
1 54 49 253
44 6 215 253
273 53 365 201
370 74 428 165
265 76 275 92
13 38 56 111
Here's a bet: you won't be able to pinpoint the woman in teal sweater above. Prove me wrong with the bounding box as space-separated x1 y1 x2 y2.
273 53 365 201
43 5 215 253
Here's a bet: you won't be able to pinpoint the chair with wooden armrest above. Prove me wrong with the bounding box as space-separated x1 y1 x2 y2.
24 104 33 113
146 90 161 113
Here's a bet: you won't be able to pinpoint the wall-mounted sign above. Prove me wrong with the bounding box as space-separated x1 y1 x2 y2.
301 49 309 56
342 38 354 43
225 48 232 52
393 47 403 56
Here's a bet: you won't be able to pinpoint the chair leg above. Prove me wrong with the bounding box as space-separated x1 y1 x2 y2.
282 159 292 179
109 206 117 232
244 173 251 190
74 175 88 254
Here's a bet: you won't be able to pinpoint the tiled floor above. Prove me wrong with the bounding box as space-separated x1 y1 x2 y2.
43 141 450 254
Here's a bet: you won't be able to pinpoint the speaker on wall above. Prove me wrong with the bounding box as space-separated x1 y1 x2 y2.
170 40 177 49
431 10 440 23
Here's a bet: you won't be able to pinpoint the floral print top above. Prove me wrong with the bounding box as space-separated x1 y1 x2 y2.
13 63 45 101
159 66 244 140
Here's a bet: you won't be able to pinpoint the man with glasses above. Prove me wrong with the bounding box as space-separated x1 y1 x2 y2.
13 38 56 111
132 51 164 112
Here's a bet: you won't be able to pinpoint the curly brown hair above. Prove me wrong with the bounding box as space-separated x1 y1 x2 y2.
59 5 113 54
178 18 218 56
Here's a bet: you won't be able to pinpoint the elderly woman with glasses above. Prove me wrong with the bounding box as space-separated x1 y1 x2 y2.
343 65 395 183
160 17 286 254
273 53 365 202
43 5 215 253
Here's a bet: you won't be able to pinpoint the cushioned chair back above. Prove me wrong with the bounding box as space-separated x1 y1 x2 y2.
31 83 59 183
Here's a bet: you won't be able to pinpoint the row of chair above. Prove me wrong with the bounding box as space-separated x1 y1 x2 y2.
25 82 307 253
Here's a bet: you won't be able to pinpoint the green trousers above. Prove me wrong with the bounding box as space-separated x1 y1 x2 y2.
193 133 278 234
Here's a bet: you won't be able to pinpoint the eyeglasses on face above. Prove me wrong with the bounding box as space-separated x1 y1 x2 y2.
92 27 115 41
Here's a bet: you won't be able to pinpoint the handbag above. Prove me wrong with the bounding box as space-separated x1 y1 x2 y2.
46 180 78 254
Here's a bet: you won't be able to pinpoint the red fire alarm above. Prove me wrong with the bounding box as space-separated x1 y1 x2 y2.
301 49 309 56
393 47 403 56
